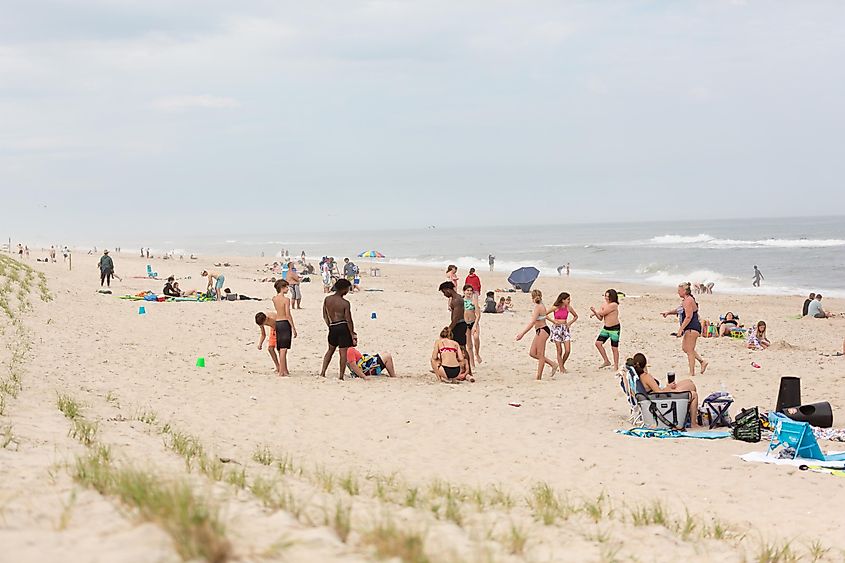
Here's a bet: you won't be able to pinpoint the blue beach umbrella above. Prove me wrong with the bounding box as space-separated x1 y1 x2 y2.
508 266 540 293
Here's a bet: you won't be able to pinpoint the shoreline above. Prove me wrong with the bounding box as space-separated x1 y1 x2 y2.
10 245 835 300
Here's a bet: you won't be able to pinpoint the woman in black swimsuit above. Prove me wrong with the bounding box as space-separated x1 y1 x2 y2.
677 282 708 377
515 289 558 380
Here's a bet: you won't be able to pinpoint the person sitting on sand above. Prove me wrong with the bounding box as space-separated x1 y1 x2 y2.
255 311 280 372
718 312 739 337
591 289 621 370
627 353 700 428
483 291 497 313
808 294 832 318
747 320 770 350
431 326 471 382
803 293 816 317
163 276 181 297
346 334 397 379
496 297 507 313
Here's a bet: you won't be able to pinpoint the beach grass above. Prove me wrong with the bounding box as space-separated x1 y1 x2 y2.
252 445 273 466
73 449 232 562
362 520 429 563
57 394 81 419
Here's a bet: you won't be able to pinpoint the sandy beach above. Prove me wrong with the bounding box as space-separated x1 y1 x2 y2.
1 251 844 562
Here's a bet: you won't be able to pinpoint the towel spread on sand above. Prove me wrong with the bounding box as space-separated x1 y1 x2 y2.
616 428 731 439
739 451 845 468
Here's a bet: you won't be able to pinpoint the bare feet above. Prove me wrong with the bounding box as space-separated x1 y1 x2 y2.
476 355 482 364
598 361 612 369
550 363 559 377
700 360 709 374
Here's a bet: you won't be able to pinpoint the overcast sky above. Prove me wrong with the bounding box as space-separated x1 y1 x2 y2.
2 0 844 240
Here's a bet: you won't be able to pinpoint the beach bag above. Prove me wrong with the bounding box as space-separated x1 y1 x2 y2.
637 392 690 430
731 406 762 443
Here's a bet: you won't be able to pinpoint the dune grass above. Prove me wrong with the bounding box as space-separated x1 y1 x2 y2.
74 448 232 562
252 445 273 466
362 519 429 563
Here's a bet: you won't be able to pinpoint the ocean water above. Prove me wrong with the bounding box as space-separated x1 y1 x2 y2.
144 215 845 297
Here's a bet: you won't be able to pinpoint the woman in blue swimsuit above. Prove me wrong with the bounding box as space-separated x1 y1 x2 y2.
677 282 708 377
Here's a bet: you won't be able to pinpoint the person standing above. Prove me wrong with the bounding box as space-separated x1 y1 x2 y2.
591 289 621 370
319 279 355 379
201 269 225 301
462 284 482 366
438 281 472 380
676 282 708 377
547 292 578 374
50 245 56 263
98 249 114 287
445 265 459 287
271 279 297 376
752 265 764 287
287 262 302 309
464 267 481 295
17 244 23 259
515 289 558 380
566 262 571 276
488 254 495 272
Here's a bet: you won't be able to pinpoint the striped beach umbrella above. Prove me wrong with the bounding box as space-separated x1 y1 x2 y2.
358 250 385 258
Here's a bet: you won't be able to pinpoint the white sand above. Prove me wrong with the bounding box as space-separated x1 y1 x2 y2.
1 252 844 561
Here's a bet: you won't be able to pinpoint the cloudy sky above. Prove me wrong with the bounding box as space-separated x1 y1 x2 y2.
2 0 844 241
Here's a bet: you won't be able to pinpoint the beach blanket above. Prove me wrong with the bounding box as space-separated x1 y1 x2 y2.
739 451 845 467
616 428 731 439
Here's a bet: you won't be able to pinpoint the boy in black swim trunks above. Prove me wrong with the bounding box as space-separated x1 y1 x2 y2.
272 279 297 376
320 278 356 379
438 281 472 379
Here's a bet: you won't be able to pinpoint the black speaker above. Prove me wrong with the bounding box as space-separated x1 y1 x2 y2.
776 376 801 413
783 402 834 429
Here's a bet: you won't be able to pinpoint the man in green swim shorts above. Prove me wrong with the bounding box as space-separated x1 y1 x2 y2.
591 288 621 370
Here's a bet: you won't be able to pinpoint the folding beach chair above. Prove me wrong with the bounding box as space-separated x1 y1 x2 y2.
767 412 845 462
701 393 734 429
146 264 158 278
618 366 643 426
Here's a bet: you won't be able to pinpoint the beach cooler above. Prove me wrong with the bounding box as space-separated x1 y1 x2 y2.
636 392 690 430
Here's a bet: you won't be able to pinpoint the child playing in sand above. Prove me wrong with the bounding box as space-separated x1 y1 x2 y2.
320 278 355 379
255 311 280 372
271 279 297 376
747 321 770 350
591 289 620 370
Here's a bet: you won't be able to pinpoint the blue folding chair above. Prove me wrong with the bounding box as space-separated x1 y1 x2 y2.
767 412 845 461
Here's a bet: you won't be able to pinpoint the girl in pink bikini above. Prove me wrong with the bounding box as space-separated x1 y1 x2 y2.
547 292 579 373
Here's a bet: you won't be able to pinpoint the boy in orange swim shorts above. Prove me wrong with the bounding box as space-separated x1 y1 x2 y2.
255 311 280 372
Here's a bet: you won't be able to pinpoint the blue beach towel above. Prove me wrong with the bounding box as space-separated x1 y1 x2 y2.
616 428 731 439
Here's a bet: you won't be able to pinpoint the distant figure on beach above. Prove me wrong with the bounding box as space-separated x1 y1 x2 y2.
50 246 56 262
145 248 150 259
347 334 396 379
747 320 770 350
627 353 699 428
566 262 570 276
98 249 114 287
140 247 144 257
515 289 558 380
271 279 296 376
483 291 497 313
255 310 280 373
808 294 832 318
343 258 358 282
676 282 708 377
439 281 472 380
321 259 332 293
591 289 620 370
546 292 578 374
463 284 482 366
24 246 29 259
287 263 302 309
431 326 469 382
62 246 69 262
17 244 23 258
488 254 495 272
202 269 225 301
465 267 481 295
802 293 816 317
320 278 355 379
445 265 459 287
752 265 764 287
557 265 564 276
